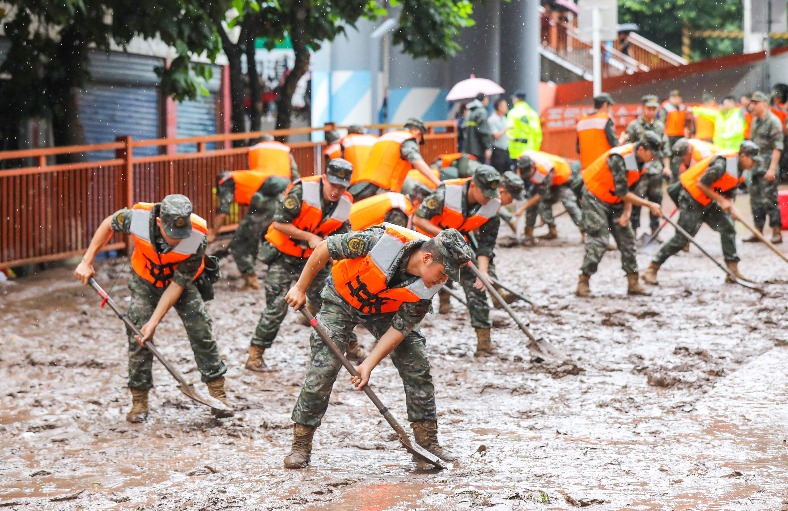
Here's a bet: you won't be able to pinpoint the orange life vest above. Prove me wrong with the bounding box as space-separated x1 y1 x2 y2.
680 151 741 207
264 176 352 258
332 223 443 314
520 150 572 186
581 144 643 204
694 108 716 141
218 170 271 206
349 192 414 231
428 178 501 235
684 139 722 172
352 130 416 191
405 168 441 190
770 106 787 133
576 111 613 169
742 108 753 139
323 142 342 161
341 134 378 175
248 141 292 177
436 153 477 168
661 101 687 137
129 203 206 288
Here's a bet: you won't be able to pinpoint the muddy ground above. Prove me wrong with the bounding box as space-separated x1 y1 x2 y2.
1 209 787 511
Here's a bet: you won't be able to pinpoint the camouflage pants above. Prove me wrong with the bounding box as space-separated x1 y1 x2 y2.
126 276 227 391
457 256 498 329
653 189 738 265
251 253 329 348
580 190 638 276
291 282 436 427
748 172 782 229
349 182 386 202
230 195 278 276
631 169 664 232
525 185 584 229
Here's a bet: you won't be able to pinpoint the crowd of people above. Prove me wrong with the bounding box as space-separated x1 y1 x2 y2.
72 86 784 471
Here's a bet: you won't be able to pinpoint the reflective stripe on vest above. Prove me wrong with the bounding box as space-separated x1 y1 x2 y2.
129 203 206 288
264 176 352 258
680 152 741 207
429 178 501 234
323 143 342 160
352 130 415 191
687 139 720 168
581 144 641 204
522 150 572 186
332 223 441 314
662 102 687 137
349 192 414 231
577 112 613 169
248 141 292 176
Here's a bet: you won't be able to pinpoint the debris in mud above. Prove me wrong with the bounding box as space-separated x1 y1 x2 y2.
50 489 84 502
646 372 679 388
30 470 51 477
723 470 744 478
562 492 608 507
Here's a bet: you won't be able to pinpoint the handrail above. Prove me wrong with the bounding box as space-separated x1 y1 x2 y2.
628 32 688 66
0 141 124 161
564 24 649 74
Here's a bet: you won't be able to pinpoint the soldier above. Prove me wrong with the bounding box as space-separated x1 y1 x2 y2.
246 159 355 372
576 133 663 297
576 93 618 169
669 138 722 181
412 166 503 356
621 95 672 240
462 93 493 163
642 142 761 285
349 118 441 201
74 194 232 422
248 134 300 175
745 91 783 244
514 150 584 243
496 170 526 233
208 170 293 290
322 130 342 166
335 125 378 175
659 90 690 148
282 225 474 469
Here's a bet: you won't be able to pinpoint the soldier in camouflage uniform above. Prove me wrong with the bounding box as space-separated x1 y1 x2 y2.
577 133 663 297
74 194 232 422
621 95 672 239
281 225 473 470
745 91 784 244
412 165 503 356
246 160 355 372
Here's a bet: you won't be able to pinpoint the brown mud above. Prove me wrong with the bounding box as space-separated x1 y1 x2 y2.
1 215 786 510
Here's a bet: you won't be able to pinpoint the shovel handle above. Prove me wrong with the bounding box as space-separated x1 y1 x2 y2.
731 206 788 264
466 262 537 342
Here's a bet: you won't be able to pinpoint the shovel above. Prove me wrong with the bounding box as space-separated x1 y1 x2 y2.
487 275 537 309
299 307 444 470
88 278 231 412
466 262 565 362
660 217 763 292
441 286 468 306
638 207 678 249
731 206 788 265
536 208 568 228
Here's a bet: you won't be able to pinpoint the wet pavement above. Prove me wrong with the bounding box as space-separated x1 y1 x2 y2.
1 212 786 510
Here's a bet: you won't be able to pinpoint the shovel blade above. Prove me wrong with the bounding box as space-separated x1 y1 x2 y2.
400 439 444 469
176 384 232 412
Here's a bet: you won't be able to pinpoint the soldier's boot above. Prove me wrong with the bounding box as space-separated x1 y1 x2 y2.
771 227 783 244
522 226 535 246
491 285 517 309
297 303 320 326
474 328 494 357
575 274 591 297
438 290 452 314
206 376 235 419
725 261 750 283
345 339 366 363
641 262 660 286
743 227 763 243
682 242 690 252
411 420 456 468
245 344 268 372
283 423 316 469
626 273 651 296
126 389 149 423
241 273 260 290
539 224 558 240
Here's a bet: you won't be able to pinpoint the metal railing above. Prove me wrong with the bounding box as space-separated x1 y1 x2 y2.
617 33 689 70
0 121 457 269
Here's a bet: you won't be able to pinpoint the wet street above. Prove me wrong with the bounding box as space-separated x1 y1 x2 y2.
1 214 786 510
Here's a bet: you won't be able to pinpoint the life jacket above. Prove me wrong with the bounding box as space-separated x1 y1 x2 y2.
332 223 442 314
680 151 742 207
352 130 416 191
436 152 477 168
770 106 787 133
349 192 414 231
405 168 441 190
742 108 753 139
341 134 378 175
428 178 501 235
264 176 352 258
521 150 571 186
218 170 271 206
323 142 342 161
248 141 292 177
694 108 716 141
684 139 721 172
129 203 206 288
661 101 687 137
581 144 643 204
576 111 613 169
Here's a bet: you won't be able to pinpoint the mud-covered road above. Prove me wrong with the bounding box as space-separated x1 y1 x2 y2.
1 213 786 510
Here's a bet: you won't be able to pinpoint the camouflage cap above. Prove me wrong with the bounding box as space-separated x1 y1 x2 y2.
325 158 353 187
159 194 193 239
593 93 614 105
404 118 427 144
671 137 690 157
516 154 534 170
325 130 341 145
472 165 501 199
739 140 763 164
408 181 434 201
639 131 663 156
641 94 660 108
501 171 525 200
432 228 474 282
347 124 364 135
751 91 770 103
670 89 681 97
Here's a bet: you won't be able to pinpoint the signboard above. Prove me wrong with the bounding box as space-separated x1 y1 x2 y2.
577 0 618 43
752 0 788 33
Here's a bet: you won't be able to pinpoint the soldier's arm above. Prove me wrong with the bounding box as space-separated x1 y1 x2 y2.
766 121 783 179
605 119 618 148
698 158 734 213
271 183 323 247
514 190 543 217
475 216 500 260
172 239 207 288
611 155 663 217
412 187 446 236
209 177 235 241
285 240 331 311
134 281 186 346
74 209 130 285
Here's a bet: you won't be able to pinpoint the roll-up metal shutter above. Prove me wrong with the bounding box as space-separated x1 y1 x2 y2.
176 93 217 153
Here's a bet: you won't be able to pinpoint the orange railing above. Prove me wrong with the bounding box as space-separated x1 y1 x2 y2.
619 33 688 71
0 122 457 269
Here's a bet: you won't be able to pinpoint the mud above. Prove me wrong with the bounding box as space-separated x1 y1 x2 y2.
1 214 787 510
